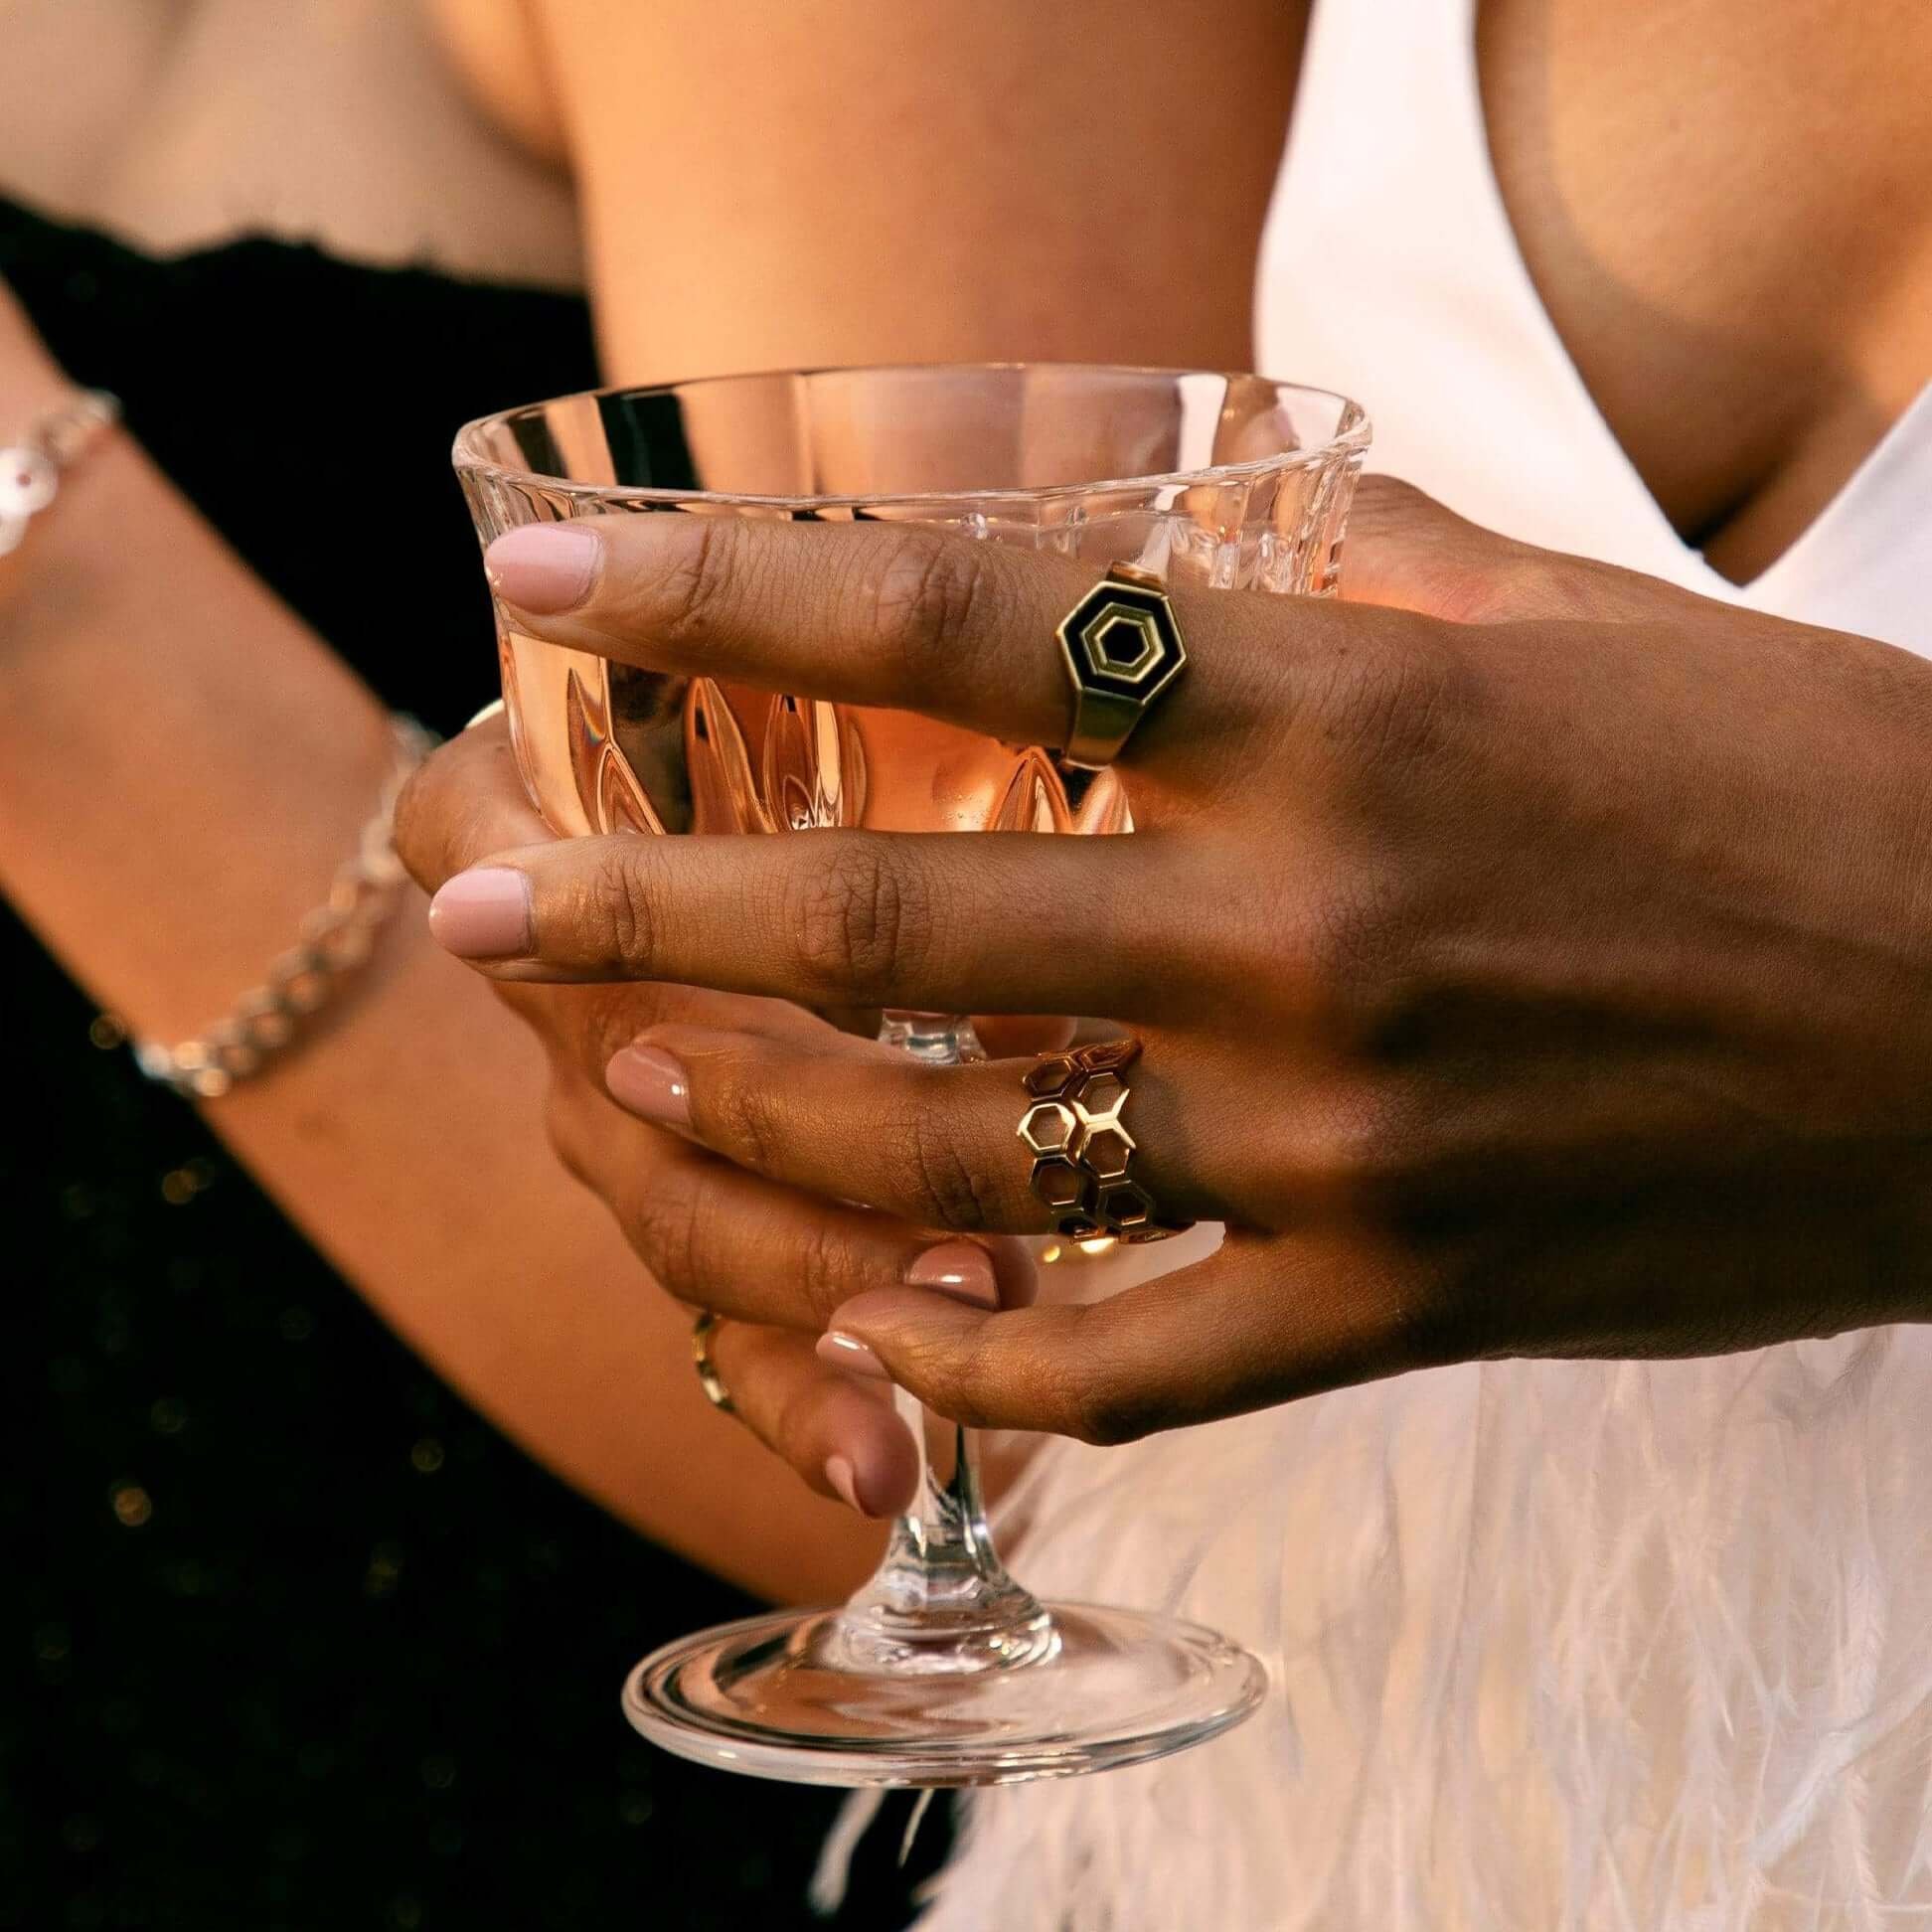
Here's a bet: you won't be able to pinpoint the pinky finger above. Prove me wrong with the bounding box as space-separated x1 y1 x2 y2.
710 1318 921 1518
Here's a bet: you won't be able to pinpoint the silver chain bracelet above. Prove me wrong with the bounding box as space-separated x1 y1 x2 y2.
0 389 119 556
126 716 436 1099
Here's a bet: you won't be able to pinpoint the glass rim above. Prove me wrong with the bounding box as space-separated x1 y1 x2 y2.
450 360 1369 511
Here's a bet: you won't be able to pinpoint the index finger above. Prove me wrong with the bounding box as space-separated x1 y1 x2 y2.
481 513 1286 773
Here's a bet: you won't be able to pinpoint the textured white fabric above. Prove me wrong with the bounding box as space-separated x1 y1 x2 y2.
913 2 1932 1925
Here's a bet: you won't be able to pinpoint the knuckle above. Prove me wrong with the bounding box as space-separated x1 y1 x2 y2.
1278 1077 1422 1205
900 1324 1002 1432
790 1216 870 1325
644 512 744 655
701 1071 783 1177
1059 1347 1165 1447
618 1163 706 1299
869 530 1000 681
579 845 664 969
1460 550 1603 625
786 842 927 1002
898 1101 999 1233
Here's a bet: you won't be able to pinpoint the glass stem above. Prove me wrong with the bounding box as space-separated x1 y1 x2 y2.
832 1015 1053 1674
835 1393 1051 1674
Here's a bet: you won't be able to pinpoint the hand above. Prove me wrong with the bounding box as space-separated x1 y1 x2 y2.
421 478 1932 1444
393 714 1038 1515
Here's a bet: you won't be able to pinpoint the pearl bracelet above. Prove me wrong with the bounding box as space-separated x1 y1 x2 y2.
0 388 119 556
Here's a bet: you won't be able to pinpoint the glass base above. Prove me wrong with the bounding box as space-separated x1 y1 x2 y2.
621 1600 1265 1788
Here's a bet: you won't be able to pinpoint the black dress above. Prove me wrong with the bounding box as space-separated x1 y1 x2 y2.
0 200 941 1932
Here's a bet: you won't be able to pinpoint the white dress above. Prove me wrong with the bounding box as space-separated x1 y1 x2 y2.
904 3 1932 1924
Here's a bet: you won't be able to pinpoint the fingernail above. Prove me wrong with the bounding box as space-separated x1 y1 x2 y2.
427 867 533 959
817 1331 890 1381
903 1240 999 1310
604 1045 691 1128
824 1454 866 1513
484 524 602 613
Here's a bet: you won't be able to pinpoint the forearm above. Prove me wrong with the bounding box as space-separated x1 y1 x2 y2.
0 321 878 1602
0 337 396 1032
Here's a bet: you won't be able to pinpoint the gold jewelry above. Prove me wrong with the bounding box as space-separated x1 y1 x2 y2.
1017 1040 1192 1243
125 716 434 1098
691 1310 735 1414
1053 564 1187 769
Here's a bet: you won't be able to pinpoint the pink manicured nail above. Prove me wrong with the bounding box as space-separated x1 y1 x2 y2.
427 867 532 959
817 1331 890 1381
605 1045 691 1128
824 1454 865 1513
903 1241 999 1310
484 524 602 613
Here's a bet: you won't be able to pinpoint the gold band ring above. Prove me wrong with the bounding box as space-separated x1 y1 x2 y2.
1017 1040 1193 1244
1053 564 1188 769
691 1310 735 1414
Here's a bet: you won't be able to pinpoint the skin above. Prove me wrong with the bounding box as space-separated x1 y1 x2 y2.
0 0 582 284
408 0 1925 1514
397 479 1932 1506
0 0 1302 1581
399 0 1930 1520
7 0 1930 1568
1478 0 1932 583
0 287 883 1600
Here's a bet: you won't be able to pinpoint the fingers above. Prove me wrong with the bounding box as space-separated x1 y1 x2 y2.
545 1087 1037 1334
602 1023 1244 1233
425 824 1184 1016
705 1319 919 1518
394 712 547 895
481 512 1281 777
815 1228 1425 1443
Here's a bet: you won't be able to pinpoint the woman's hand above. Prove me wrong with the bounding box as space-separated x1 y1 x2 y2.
393 713 1038 1515
419 478 1932 1444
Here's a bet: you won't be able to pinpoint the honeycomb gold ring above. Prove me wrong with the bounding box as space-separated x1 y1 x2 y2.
1017 1040 1194 1244
1053 563 1188 769
690 1309 735 1415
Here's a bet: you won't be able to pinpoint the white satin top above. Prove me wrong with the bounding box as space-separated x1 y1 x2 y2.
912 5 1932 1927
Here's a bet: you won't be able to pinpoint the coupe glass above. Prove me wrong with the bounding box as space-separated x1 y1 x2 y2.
454 365 1368 1786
